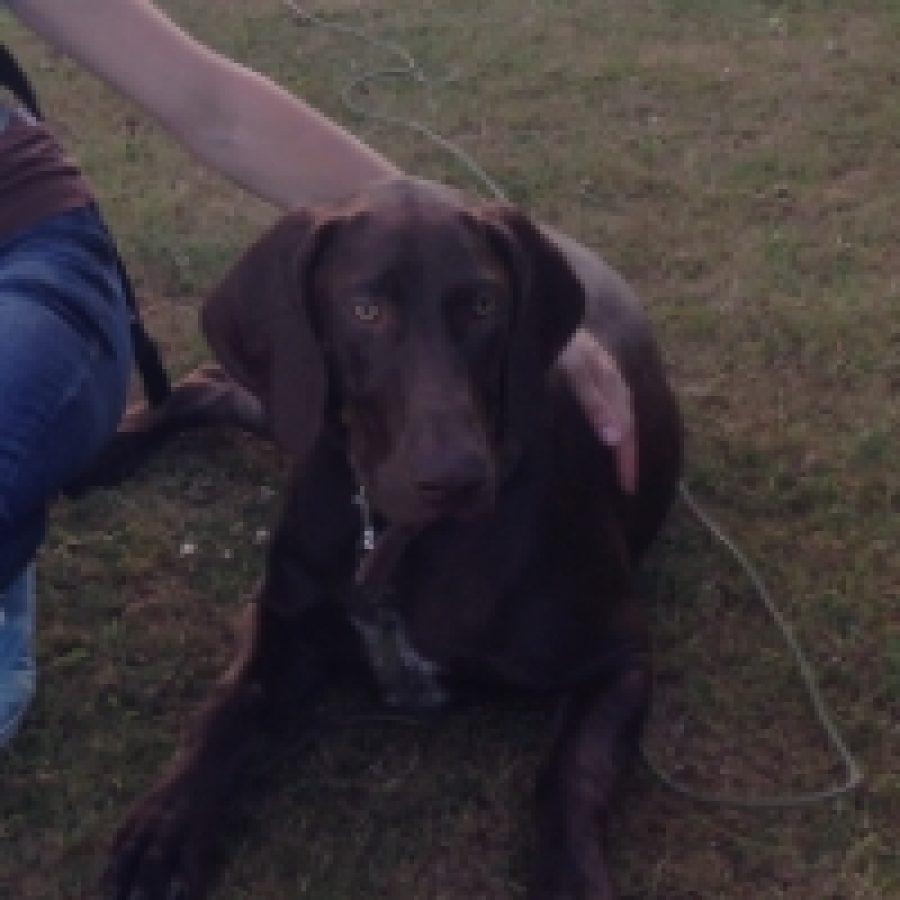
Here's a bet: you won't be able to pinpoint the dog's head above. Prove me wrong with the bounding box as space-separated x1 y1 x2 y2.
203 178 584 525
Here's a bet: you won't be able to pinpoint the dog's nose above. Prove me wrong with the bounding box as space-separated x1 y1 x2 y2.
414 449 489 506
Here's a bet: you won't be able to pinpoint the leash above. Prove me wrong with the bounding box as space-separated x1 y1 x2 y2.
283 1 863 807
0 43 41 119
0 44 172 407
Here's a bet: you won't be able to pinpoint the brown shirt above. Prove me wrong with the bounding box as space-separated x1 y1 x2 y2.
0 104 94 241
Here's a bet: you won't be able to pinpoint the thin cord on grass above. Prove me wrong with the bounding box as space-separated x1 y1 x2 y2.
284 0 509 202
282 1 863 807
640 483 863 807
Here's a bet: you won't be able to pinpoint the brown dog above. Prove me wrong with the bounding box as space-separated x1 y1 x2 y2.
102 178 682 899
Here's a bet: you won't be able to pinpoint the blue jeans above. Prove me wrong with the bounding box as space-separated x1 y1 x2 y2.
0 205 132 745
0 563 35 746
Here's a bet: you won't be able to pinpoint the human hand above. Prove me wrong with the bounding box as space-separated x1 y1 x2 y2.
557 328 638 493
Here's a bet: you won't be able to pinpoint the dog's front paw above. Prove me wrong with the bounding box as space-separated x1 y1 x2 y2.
529 865 614 900
103 773 212 900
531 828 615 900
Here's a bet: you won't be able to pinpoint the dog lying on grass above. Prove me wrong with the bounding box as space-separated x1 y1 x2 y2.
100 178 682 899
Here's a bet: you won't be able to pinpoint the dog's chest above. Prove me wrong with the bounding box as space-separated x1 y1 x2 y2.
350 604 450 711
342 471 549 707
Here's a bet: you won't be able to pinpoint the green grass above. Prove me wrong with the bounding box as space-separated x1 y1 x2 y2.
1 1 897 897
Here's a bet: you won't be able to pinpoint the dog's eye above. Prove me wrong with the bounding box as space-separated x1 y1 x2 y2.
471 292 499 318
353 300 382 323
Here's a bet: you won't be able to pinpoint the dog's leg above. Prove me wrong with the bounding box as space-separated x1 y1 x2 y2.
531 624 650 900
103 587 348 900
66 364 269 494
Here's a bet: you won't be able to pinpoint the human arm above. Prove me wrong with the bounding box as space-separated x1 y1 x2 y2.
558 331 637 493
8 0 400 209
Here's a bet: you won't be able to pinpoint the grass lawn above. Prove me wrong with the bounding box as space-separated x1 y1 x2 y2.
1 1 897 897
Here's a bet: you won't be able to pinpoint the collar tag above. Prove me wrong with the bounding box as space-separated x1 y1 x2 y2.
352 486 377 552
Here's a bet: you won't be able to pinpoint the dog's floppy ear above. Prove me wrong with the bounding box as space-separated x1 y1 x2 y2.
201 211 332 459
481 205 585 443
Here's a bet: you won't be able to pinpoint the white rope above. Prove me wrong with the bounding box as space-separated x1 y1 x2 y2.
283 0 509 202
640 482 863 806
